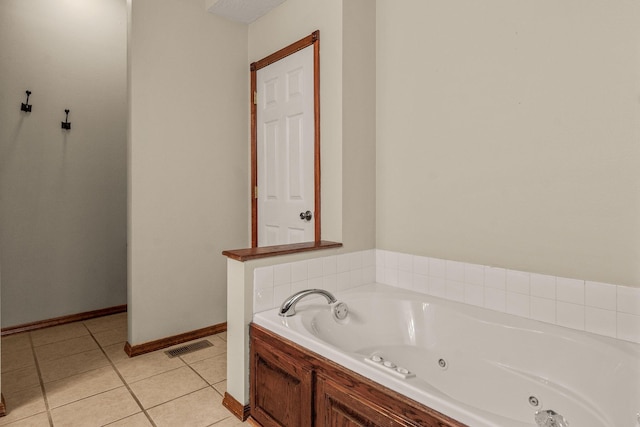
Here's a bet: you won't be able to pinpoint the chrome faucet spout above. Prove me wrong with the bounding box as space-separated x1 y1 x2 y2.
535 410 568 427
279 289 337 317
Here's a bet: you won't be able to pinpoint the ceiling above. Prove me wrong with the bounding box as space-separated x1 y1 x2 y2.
206 0 287 24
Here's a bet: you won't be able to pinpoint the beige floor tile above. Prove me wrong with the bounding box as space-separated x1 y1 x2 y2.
39 348 110 383
44 365 123 409
50 387 140 427
1 334 31 353
129 366 208 409
1 348 35 373
115 351 185 384
33 334 99 363
92 328 127 348
83 313 127 334
190 353 226 385
178 336 226 364
0 319 236 426
30 323 89 347
1 365 40 394
212 380 227 397
0 411 50 427
103 412 152 427
212 334 227 347
147 388 229 427
0 386 46 426
102 342 129 363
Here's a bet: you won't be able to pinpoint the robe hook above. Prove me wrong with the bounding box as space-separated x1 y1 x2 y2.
61 109 71 130
21 90 32 112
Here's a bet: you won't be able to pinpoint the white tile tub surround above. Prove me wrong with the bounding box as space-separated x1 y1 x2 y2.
253 250 376 314
375 249 640 344
253 249 640 344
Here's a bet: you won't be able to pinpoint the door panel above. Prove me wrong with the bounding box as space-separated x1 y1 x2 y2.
287 114 304 199
264 121 279 199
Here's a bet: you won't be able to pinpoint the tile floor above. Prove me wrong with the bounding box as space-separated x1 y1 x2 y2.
0 313 247 427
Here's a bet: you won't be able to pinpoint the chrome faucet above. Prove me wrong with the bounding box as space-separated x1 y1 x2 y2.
535 410 569 427
279 289 337 317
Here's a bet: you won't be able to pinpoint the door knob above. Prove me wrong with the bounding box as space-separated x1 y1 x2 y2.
300 211 312 221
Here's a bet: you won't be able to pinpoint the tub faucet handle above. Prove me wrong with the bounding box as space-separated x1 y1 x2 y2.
535 410 569 427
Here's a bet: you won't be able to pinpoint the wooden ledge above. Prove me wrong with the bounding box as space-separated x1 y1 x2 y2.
222 240 342 262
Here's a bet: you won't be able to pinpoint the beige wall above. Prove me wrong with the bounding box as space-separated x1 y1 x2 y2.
128 0 248 344
376 0 640 287
248 0 376 251
342 0 376 251
225 0 377 406
0 0 127 326
249 0 344 245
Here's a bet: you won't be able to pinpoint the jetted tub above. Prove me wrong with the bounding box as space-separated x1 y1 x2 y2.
253 283 640 427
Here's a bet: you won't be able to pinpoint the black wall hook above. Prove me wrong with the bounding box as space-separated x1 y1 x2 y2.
21 90 32 112
61 109 71 130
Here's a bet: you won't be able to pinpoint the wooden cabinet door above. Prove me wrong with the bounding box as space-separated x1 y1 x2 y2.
251 336 314 427
316 375 412 427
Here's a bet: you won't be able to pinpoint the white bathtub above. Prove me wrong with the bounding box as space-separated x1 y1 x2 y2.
253 283 640 427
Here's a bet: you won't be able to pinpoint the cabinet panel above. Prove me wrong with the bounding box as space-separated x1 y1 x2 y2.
317 375 406 427
250 336 313 427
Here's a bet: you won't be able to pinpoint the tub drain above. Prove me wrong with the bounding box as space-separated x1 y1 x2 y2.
437 358 447 370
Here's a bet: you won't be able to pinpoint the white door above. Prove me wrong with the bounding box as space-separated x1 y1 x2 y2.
257 45 315 246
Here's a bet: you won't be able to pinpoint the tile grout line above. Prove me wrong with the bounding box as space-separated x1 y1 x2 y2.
113 340 228 414
178 338 228 397
28 332 55 427
7 319 236 426
142 384 212 413
179 349 237 425
181 355 225 399
84 323 158 427
88 325 225 423
121 363 216 411
121 349 213 412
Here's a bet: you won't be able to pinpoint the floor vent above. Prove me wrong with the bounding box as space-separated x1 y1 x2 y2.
164 340 213 358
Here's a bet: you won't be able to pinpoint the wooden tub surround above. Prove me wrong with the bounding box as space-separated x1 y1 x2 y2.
222 239 342 423
250 323 467 427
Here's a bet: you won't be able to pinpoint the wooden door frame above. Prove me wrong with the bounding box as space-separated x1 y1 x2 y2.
251 30 321 248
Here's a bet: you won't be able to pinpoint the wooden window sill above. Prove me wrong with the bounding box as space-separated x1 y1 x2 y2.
222 241 342 262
